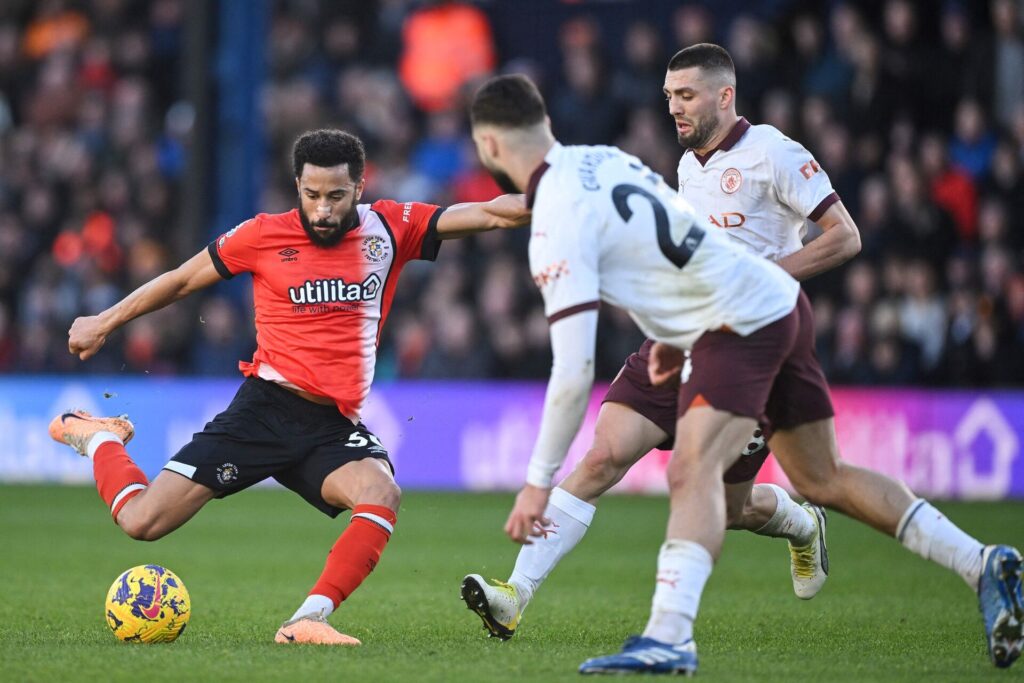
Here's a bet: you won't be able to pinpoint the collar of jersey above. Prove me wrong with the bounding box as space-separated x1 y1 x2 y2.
526 143 561 209
690 117 751 166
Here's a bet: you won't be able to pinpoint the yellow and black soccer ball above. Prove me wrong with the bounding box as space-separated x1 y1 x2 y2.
105 564 190 643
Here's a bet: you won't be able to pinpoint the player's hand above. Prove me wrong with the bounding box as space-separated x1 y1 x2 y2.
68 315 109 361
648 341 685 387
504 484 551 545
485 193 531 229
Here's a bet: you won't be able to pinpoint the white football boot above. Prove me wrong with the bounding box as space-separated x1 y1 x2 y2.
461 574 521 640
789 503 829 599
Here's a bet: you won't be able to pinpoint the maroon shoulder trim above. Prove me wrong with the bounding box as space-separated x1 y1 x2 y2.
525 161 551 209
808 192 840 222
548 300 599 324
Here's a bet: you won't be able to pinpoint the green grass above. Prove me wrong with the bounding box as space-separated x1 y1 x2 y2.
1 486 1022 682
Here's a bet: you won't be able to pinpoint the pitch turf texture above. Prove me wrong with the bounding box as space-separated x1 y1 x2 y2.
2 487 1022 683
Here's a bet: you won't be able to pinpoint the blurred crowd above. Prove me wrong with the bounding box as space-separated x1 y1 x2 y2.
3 0 1024 387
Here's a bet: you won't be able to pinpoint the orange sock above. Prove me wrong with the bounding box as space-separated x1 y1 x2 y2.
93 440 148 520
310 504 396 607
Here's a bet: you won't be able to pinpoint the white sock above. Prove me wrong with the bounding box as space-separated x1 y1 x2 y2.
642 540 713 645
897 499 985 590
508 487 595 611
85 431 123 461
753 484 816 546
290 594 335 622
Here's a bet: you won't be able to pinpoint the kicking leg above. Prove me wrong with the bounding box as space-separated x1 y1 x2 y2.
49 410 215 540
116 471 217 540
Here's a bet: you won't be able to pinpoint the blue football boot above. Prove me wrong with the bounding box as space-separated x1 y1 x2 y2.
978 545 1023 668
579 636 697 676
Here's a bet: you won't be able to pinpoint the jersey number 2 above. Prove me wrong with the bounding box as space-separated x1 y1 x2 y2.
611 184 704 269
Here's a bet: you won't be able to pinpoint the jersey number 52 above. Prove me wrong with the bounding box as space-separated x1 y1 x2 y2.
612 184 705 269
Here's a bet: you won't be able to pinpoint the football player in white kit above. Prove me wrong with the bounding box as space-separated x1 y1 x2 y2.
465 73 1023 675
461 43 860 639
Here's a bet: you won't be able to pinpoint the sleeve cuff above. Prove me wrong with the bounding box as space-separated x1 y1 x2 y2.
808 192 840 223
526 460 558 488
548 300 600 325
418 207 444 261
207 241 235 280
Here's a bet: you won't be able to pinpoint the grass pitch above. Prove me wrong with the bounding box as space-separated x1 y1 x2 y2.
1 485 1022 682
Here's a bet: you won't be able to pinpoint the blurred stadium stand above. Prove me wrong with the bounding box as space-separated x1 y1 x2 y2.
2 0 1023 387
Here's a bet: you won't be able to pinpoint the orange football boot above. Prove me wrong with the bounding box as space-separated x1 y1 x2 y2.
48 410 135 456
274 614 361 645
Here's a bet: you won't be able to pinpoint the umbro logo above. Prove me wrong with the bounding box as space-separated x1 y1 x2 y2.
279 247 299 262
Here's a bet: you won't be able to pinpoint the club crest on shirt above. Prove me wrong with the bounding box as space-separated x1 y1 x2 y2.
720 168 742 194
362 235 389 263
216 463 238 485
218 222 245 248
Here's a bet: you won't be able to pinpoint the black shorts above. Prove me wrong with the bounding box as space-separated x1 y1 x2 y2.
164 377 393 517
604 339 771 484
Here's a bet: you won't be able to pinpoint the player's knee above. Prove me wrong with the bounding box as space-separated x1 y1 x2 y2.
578 445 623 487
118 510 166 542
665 448 704 492
790 473 839 509
366 478 401 511
347 473 401 511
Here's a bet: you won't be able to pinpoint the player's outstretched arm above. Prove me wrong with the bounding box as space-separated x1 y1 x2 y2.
775 201 861 281
67 248 224 361
436 193 530 240
505 309 597 544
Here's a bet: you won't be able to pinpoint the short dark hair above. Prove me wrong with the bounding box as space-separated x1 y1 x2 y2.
667 43 735 77
470 74 547 129
292 129 365 180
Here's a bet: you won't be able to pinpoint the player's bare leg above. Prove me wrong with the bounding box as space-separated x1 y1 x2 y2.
463 402 663 639
643 407 756 643
768 418 914 534
580 407 755 675
115 472 217 540
561 402 668 502
465 403 829 639
771 417 1023 667
49 410 216 539
278 457 399 646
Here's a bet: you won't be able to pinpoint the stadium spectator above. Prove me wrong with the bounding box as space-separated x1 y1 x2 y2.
4 0 1024 387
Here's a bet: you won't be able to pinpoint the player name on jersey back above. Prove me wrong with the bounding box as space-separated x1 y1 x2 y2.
528 143 800 349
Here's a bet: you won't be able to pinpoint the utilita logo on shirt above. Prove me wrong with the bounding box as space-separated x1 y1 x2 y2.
288 274 381 304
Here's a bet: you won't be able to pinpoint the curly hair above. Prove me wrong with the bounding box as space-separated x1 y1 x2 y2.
292 129 366 180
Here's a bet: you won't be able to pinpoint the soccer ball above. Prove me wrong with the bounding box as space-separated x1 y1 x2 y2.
104 564 190 643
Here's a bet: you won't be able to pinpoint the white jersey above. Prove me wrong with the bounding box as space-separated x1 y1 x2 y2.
677 118 838 261
528 143 799 350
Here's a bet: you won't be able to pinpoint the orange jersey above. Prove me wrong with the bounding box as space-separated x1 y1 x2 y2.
208 201 443 421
